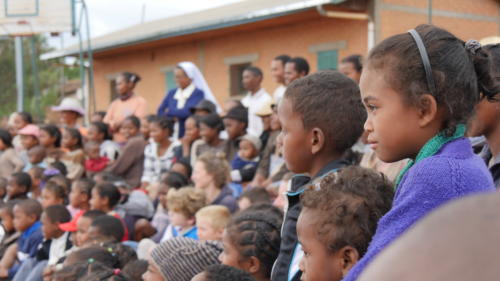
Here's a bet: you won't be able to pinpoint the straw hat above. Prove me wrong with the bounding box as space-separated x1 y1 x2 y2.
255 99 275 117
479 36 500 46
51 97 85 116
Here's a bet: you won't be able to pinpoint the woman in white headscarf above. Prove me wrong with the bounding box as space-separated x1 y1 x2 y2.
157 62 220 138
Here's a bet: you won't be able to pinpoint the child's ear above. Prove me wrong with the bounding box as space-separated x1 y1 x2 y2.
246 256 262 274
339 246 360 278
310 128 325 155
188 216 196 226
416 94 439 128
28 214 38 224
216 228 224 240
103 197 110 208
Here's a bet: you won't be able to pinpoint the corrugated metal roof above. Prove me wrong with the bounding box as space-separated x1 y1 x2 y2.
42 0 344 59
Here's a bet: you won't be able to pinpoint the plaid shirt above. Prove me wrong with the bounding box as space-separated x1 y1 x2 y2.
141 141 177 184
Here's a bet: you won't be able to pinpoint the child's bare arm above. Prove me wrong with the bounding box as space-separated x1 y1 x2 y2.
0 243 18 270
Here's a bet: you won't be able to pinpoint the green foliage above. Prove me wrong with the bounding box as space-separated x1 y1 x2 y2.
0 35 74 121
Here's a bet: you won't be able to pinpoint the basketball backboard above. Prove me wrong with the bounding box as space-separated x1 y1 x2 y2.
0 0 73 36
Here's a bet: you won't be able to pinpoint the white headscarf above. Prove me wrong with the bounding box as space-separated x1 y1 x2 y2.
178 61 221 112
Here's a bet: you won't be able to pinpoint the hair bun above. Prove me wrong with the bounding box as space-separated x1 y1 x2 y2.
215 151 227 160
465 40 482 55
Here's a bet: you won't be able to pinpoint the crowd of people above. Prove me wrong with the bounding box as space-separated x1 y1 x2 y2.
0 23 498 281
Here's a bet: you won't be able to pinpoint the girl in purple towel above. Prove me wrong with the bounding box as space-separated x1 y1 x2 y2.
343 24 499 281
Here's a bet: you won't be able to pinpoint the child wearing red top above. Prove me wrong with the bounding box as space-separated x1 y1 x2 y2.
84 141 109 178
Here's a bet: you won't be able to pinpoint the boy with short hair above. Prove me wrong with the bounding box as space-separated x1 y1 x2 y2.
223 105 248 161
0 201 20 257
271 71 366 281
297 166 393 281
12 205 72 281
23 145 47 172
87 214 125 244
7 172 32 201
195 205 230 241
0 199 44 279
58 209 106 248
165 187 206 241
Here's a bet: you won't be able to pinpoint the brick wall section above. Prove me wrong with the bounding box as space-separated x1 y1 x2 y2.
92 10 368 113
92 0 500 114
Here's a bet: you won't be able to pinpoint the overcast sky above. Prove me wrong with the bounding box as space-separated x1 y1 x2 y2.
48 0 241 49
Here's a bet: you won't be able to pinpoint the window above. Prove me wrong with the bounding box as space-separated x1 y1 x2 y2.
317 50 338 71
229 62 251 97
165 70 176 91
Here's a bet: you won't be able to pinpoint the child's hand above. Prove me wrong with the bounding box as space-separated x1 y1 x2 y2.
0 266 8 278
42 265 55 281
181 135 194 146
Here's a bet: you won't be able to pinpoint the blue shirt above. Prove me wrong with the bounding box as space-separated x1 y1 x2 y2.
172 226 198 240
157 87 205 137
9 221 43 278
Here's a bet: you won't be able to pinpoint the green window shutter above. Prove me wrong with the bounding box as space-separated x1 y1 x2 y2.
317 50 338 71
165 70 176 90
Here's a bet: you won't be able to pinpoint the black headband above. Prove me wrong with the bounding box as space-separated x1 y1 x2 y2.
408 29 436 96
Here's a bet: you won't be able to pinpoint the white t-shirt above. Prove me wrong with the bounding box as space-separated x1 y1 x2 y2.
273 84 287 104
241 88 273 137
49 232 69 265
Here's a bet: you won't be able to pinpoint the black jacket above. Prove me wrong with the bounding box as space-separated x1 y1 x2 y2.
271 159 349 281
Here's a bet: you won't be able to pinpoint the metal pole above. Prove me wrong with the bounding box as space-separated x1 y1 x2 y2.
428 0 432 24
30 36 41 120
15 37 24 112
82 0 96 117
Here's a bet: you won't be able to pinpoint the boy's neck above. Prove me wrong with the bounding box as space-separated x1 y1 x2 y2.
51 230 65 240
21 220 39 233
254 273 269 281
250 87 261 95
10 193 27 200
487 124 500 158
208 138 222 147
178 224 195 233
308 152 344 178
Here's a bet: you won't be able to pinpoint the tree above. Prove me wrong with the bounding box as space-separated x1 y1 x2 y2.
0 35 78 121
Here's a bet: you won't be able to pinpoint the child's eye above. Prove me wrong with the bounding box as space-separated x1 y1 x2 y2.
366 104 378 112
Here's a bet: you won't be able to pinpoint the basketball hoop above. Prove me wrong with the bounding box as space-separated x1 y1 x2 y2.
0 0 72 37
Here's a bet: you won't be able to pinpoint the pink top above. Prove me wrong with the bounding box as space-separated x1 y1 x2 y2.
103 95 147 128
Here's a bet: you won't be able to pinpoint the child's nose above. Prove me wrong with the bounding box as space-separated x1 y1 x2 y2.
363 116 373 132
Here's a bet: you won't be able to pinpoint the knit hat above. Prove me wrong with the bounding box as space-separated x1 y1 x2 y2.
241 134 262 151
190 99 217 114
151 237 223 281
223 105 248 124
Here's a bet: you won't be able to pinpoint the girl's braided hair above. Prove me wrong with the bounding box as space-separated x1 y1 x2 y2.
226 208 282 278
